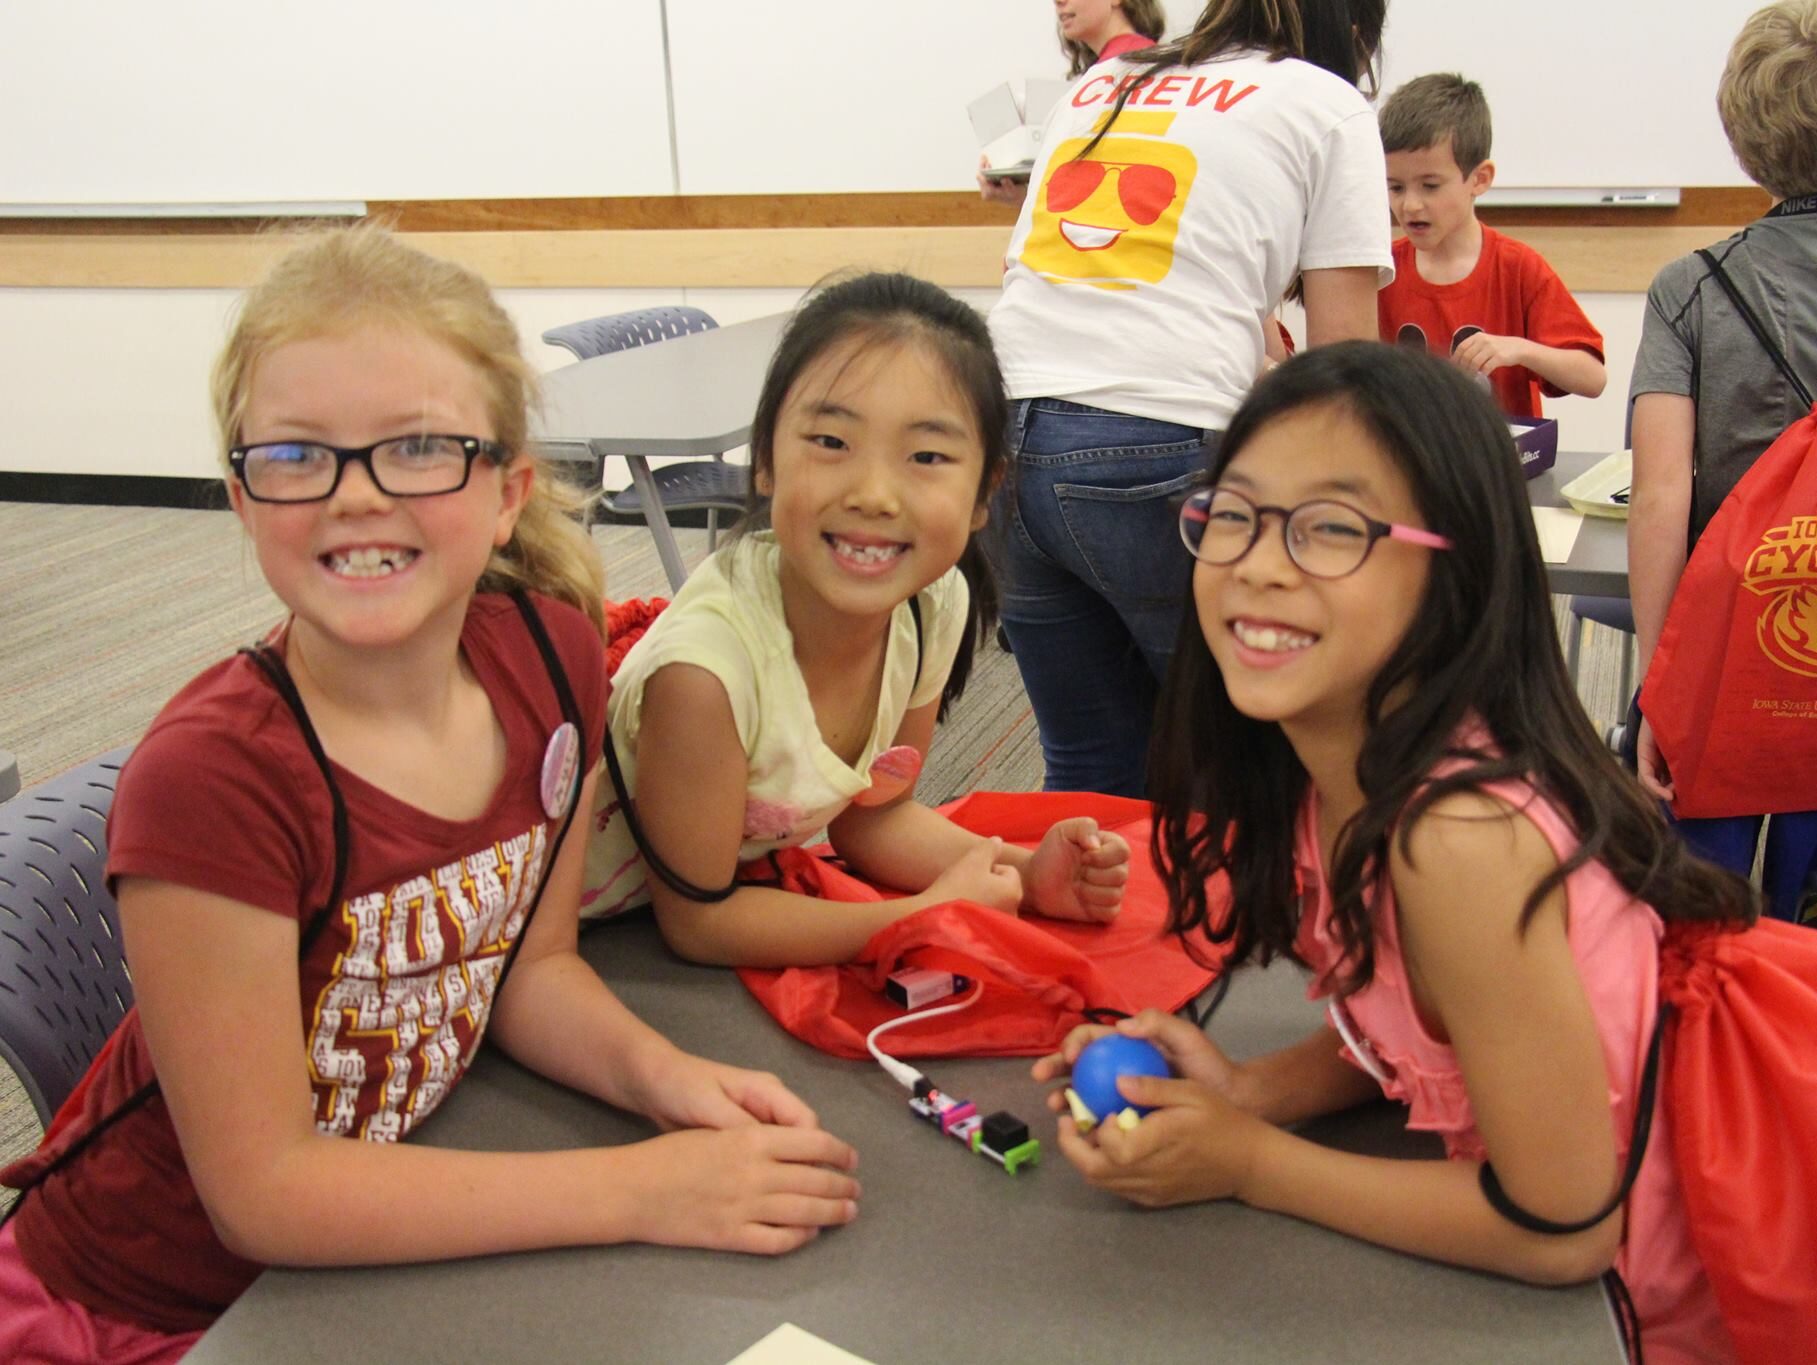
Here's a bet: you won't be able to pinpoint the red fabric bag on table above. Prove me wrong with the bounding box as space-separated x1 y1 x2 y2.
1637 248 1817 819
1660 918 1817 1363
736 791 1228 1059
605 597 668 680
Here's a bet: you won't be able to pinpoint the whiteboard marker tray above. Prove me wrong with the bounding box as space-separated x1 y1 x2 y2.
1559 450 1632 519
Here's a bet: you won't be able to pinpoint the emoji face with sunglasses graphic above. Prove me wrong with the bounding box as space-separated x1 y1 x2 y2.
1022 113 1196 286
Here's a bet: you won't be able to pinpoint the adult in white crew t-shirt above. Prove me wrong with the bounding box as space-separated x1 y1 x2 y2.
987 0 1391 799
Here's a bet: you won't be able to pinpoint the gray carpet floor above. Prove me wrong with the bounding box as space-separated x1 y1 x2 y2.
0 498 1630 1203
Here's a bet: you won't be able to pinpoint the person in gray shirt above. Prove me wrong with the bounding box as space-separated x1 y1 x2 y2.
1627 0 1817 922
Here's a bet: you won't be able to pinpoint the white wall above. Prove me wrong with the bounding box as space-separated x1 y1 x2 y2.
1378 0 1755 189
0 286 687 481
0 0 675 202
0 0 1724 482
1 284 1641 485
1 0 1759 205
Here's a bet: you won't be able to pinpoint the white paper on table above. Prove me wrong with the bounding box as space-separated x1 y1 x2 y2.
1530 506 1584 564
727 1323 877 1365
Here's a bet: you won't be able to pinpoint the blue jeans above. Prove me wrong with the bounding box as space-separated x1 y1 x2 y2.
993 398 1214 797
1621 694 1817 922
1674 812 1817 924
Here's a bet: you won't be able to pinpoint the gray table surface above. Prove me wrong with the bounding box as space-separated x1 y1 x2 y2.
1532 451 1629 599
192 914 1618 1365
534 312 792 459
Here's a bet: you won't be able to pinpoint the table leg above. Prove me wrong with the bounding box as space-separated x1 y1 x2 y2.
625 456 689 592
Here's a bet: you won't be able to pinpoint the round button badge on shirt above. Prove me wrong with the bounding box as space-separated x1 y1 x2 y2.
541 721 581 820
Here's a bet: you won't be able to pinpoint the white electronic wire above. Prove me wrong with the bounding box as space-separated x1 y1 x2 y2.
866 983 985 1091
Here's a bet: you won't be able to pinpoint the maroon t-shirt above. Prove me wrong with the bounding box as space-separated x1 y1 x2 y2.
0 591 607 1333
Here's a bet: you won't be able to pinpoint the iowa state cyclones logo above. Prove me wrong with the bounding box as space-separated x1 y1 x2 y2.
1743 515 1817 677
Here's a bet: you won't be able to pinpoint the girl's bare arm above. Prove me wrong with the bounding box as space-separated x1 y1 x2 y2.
637 666 1015 966
123 863 857 1263
1250 792 1625 1282
1300 265 1382 347
1068 792 1626 1285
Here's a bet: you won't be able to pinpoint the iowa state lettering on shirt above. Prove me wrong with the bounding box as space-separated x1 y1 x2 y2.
1072 71 1260 112
303 823 551 1141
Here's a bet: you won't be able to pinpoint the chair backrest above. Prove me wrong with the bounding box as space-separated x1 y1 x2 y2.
0 747 135 1128
541 306 718 362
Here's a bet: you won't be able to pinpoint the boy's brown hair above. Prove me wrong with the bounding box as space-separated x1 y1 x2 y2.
1718 0 1817 200
1378 73 1492 174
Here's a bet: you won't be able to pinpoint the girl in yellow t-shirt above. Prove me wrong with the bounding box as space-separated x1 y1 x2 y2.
583 273 1131 965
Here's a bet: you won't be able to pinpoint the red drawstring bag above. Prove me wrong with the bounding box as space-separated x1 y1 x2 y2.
1638 248 1817 819
1640 414 1817 817
1660 918 1817 1362
736 791 1228 1058
600 600 1224 1056
605 597 668 683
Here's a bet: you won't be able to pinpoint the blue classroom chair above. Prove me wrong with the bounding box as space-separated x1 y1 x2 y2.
0 748 135 1128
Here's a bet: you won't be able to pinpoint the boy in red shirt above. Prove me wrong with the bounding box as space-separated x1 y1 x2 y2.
1377 74 1606 418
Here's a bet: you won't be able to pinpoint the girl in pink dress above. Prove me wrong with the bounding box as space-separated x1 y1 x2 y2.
1035 342 1768 1363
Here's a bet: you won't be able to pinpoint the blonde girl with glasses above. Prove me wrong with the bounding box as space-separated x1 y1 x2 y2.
1036 344 1775 1363
0 227 858 1359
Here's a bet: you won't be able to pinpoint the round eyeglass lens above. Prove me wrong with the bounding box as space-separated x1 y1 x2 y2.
1180 489 1259 563
1284 501 1372 576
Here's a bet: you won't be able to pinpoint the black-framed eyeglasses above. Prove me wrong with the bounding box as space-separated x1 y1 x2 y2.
228 434 509 504
1178 486 1453 580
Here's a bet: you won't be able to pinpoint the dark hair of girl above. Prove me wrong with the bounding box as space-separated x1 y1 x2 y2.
739 271 1005 720
1149 342 1758 992
1081 0 1386 158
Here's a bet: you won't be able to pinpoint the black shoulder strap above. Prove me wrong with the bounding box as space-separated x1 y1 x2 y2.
600 722 739 903
241 642 350 956
1696 247 1815 408
1478 1001 1670 1235
491 589 587 979
508 589 584 737
909 591 924 691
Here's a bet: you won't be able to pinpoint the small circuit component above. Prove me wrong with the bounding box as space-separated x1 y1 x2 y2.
884 968 971 1010
867 979 1038 1176
909 1079 1040 1175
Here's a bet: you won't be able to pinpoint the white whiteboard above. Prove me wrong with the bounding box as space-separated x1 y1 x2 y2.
1378 0 1756 188
0 0 1767 205
0 0 674 203
665 0 1076 194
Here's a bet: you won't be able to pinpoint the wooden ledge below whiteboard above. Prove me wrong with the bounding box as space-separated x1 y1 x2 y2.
0 223 1757 294
0 186 1769 234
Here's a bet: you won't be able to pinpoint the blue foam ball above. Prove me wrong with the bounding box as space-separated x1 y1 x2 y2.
1071 1035 1173 1121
